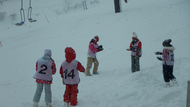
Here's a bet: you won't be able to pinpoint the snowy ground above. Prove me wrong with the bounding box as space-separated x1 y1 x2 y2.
0 0 190 107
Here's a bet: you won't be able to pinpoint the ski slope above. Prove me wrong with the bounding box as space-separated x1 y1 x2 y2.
0 0 190 107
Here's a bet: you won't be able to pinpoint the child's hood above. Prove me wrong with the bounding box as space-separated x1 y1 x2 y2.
163 46 175 50
42 49 52 60
65 47 76 63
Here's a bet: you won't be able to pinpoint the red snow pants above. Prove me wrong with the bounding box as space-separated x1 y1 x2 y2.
64 84 78 106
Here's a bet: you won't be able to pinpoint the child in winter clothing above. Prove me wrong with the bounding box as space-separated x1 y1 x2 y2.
60 47 85 107
127 32 142 73
86 36 103 76
33 49 56 107
155 39 177 87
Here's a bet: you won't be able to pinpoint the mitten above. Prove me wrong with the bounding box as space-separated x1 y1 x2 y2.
97 45 103 51
99 48 103 51
97 47 100 51
99 45 103 49
157 57 162 61
155 51 162 55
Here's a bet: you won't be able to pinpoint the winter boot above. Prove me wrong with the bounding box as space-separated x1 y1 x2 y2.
172 79 177 84
46 102 52 107
64 102 69 107
93 72 99 75
33 102 38 107
86 74 92 76
164 82 170 88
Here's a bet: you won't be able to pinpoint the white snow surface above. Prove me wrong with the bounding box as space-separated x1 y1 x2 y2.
0 0 190 107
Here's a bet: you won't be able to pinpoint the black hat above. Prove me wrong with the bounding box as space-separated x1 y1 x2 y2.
162 39 172 46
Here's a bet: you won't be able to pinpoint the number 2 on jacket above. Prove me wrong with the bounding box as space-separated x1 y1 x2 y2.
39 65 47 74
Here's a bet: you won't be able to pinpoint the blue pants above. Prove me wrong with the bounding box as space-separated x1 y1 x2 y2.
33 83 52 103
162 65 176 82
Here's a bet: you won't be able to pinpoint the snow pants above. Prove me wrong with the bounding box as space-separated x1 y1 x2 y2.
64 84 78 106
131 56 140 73
86 57 99 75
33 83 52 103
162 65 176 82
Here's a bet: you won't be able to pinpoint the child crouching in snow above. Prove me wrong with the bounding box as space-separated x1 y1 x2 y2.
33 49 56 107
60 47 85 107
155 39 177 87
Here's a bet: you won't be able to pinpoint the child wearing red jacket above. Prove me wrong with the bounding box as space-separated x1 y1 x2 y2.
60 47 85 107
127 32 142 73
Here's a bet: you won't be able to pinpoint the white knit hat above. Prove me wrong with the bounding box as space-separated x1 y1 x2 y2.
132 32 138 39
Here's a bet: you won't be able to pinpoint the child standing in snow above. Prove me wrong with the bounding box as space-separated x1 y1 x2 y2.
33 49 56 107
85 36 103 76
127 32 142 73
155 39 177 87
60 47 85 107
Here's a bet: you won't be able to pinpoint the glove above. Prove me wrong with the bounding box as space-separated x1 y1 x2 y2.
97 45 103 51
99 45 103 49
99 48 103 51
155 51 162 55
157 57 162 61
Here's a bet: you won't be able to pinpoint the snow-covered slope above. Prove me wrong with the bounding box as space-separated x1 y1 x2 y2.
0 0 190 107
